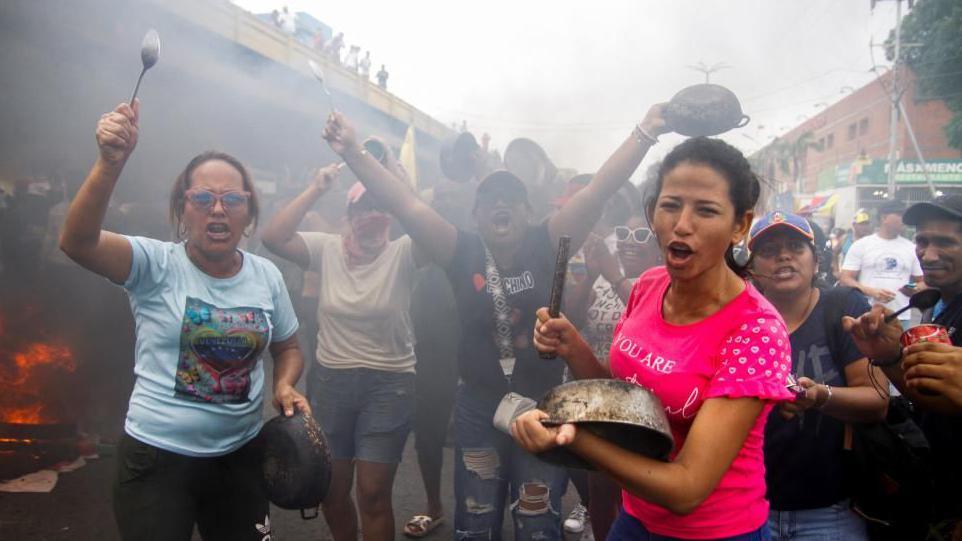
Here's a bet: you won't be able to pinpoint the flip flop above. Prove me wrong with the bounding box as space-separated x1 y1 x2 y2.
403 515 444 538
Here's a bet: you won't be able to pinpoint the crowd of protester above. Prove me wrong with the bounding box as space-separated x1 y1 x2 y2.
263 5 387 89
3 78 960 541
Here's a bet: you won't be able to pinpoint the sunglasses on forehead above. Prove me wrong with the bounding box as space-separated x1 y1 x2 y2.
614 226 653 244
185 189 251 213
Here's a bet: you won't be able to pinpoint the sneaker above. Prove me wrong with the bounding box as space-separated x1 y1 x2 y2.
563 503 588 534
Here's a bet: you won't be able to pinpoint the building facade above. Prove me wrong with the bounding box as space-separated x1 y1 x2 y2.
753 69 960 226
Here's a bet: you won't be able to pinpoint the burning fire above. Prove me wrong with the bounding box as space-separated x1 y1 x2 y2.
0 313 77 425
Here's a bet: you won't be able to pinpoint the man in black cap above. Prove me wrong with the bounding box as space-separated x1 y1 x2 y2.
843 194 962 539
323 103 670 540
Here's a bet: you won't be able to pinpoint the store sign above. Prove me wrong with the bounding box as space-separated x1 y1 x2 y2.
850 159 962 185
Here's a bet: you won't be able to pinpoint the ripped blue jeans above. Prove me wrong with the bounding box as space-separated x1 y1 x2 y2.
453 387 568 541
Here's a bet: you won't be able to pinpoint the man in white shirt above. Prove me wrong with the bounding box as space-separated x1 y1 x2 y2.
840 199 925 327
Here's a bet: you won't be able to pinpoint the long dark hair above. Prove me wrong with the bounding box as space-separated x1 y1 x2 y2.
645 137 761 277
169 151 259 239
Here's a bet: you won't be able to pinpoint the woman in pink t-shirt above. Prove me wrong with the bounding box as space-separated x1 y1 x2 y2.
513 137 794 540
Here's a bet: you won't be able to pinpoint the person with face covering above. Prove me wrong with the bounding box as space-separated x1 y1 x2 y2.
58 101 309 541
748 211 888 541
322 106 668 540
261 145 423 541
516 138 796 540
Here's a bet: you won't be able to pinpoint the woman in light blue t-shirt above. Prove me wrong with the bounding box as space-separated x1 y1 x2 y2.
60 100 311 541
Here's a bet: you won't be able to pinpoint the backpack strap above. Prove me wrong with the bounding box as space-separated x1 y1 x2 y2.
820 286 854 371
818 286 859 450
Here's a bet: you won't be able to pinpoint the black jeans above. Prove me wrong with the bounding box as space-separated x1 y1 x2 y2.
113 433 269 541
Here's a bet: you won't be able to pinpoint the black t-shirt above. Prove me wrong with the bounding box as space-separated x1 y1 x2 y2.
445 223 566 413
765 288 870 510
921 294 962 521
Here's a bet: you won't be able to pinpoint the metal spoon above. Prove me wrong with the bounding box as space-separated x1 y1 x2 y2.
130 29 160 104
884 288 941 323
308 59 336 112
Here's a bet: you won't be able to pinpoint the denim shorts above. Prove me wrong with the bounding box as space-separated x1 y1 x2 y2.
309 364 415 464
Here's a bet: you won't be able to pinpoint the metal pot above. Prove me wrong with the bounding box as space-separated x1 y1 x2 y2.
536 379 674 470
664 84 750 137
439 132 480 182
259 411 332 519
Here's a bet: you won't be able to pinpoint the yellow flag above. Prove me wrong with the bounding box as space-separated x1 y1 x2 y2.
399 124 418 191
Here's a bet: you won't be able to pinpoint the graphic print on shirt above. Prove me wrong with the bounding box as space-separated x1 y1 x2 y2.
866 252 908 278
614 317 793 422
175 297 269 403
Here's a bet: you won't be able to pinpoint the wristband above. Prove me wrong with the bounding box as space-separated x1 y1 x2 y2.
632 124 658 146
816 384 832 409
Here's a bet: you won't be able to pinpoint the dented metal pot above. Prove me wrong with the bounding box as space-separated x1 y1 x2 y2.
663 83 750 137
259 411 332 519
536 379 674 470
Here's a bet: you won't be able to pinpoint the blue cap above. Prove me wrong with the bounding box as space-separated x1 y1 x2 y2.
749 211 815 250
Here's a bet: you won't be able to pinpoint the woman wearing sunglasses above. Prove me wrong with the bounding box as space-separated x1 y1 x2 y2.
261 138 419 541
517 138 796 540
747 211 886 541
59 101 309 540
563 211 662 540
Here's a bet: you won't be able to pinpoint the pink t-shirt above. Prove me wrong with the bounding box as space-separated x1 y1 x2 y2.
609 267 794 539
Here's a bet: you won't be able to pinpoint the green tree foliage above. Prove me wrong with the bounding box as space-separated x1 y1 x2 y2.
887 0 962 152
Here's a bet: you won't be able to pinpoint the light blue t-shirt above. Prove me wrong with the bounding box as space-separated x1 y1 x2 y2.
122 236 298 457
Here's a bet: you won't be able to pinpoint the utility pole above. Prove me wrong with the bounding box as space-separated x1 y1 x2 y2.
872 0 933 199
885 0 903 199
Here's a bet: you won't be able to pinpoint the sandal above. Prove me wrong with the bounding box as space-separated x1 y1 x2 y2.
403 515 444 538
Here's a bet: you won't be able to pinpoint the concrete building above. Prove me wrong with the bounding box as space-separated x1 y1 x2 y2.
753 69 960 226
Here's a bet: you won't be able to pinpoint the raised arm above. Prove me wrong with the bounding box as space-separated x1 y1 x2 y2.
60 101 140 285
548 104 668 252
323 112 457 267
261 164 338 270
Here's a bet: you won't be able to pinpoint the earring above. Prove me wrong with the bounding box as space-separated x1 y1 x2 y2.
178 221 187 239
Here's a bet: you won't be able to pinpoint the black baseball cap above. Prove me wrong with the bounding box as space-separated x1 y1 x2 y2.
475 170 529 206
877 199 907 216
903 194 962 225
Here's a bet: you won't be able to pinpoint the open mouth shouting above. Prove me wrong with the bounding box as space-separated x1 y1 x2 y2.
206 222 232 242
491 209 513 234
666 241 694 267
771 265 798 281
